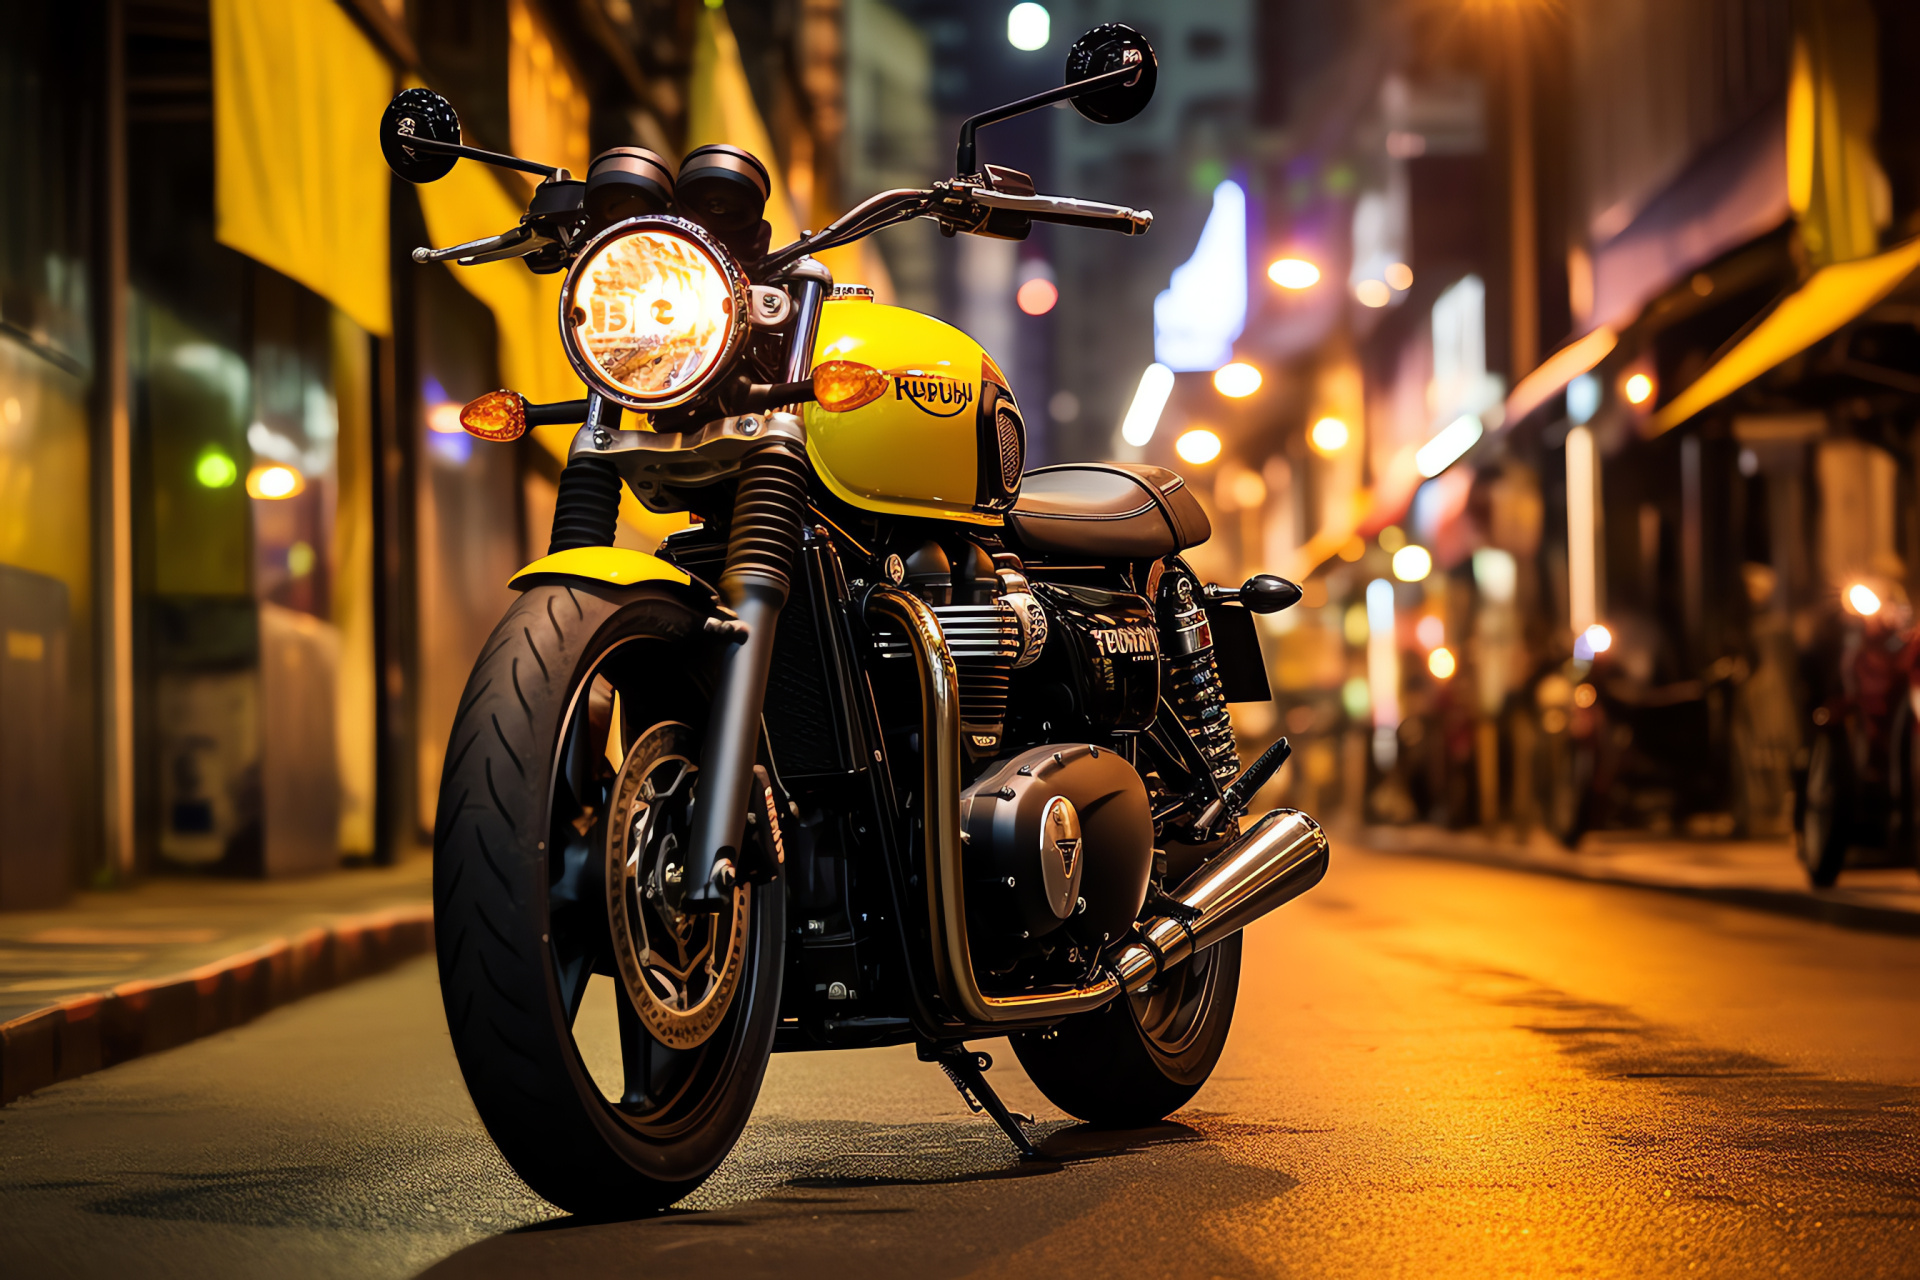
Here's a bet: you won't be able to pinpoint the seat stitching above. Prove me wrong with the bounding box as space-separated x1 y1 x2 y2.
1012 500 1161 521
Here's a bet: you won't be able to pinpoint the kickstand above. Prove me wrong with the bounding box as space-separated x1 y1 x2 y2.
923 1044 1040 1159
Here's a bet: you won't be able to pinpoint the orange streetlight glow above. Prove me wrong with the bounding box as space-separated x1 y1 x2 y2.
1849 583 1883 616
1213 362 1262 398
246 464 304 500
1310 416 1350 453
1175 428 1223 464
1268 258 1321 289
1624 372 1655 405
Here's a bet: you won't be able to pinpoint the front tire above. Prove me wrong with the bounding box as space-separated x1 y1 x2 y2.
433 583 783 1216
1011 935 1241 1127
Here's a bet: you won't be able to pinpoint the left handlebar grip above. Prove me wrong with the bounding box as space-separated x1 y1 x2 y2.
968 190 1153 235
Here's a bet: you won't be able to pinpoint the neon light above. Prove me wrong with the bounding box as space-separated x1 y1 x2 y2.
1153 181 1247 372
1415 414 1483 478
1120 363 1175 446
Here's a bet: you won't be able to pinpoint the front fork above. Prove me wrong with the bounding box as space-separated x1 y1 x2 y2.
678 265 831 909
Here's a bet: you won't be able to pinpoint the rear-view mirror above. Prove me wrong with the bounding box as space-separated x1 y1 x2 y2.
1066 24 1157 124
381 88 462 184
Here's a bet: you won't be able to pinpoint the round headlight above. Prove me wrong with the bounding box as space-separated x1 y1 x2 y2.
560 217 747 412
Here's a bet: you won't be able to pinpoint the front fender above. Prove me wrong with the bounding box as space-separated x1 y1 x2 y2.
507 546 711 600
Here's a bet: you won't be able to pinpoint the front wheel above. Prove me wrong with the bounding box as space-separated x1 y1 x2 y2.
1011 935 1241 1127
433 583 784 1216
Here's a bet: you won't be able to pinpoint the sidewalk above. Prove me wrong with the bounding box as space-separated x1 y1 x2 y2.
1348 824 1920 934
0 856 433 1105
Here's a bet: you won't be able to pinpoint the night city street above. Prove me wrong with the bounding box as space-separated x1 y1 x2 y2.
7 0 1920 1274
6 846 1918 1278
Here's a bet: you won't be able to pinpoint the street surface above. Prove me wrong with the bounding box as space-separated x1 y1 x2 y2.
3 847 1917 1279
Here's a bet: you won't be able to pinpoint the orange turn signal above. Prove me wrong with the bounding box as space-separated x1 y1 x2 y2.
811 361 891 413
460 390 528 442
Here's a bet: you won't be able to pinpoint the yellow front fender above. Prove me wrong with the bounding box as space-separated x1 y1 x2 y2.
507 546 697 593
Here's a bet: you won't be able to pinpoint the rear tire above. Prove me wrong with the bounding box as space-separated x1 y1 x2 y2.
1798 726 1850 888
1011 935 1241 1127
433 583 783 1217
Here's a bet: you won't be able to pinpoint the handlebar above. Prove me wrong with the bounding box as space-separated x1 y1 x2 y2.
967 190 1152 235
412 180 1153 281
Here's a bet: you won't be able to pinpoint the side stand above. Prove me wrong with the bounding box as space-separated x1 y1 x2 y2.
921 1043 1040 1159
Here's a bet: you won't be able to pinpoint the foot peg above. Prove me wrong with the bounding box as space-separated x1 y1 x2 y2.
923 1044 1039 1158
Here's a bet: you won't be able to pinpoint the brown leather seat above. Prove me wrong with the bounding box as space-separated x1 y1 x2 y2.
1004 463 1212 559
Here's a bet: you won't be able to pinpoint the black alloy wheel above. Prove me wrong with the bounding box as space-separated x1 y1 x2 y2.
434 583 784 1216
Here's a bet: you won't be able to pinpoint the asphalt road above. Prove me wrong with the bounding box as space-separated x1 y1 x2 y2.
4 847 1919 1279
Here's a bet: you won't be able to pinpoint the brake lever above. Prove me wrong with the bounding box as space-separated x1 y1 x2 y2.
410 224 542 266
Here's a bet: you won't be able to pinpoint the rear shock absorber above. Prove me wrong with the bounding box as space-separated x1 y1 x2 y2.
1158 569 1240 789
682 437 812 909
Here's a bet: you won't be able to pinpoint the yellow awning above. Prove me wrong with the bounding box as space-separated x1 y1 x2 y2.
1652 234 1920 434
212 0 394 336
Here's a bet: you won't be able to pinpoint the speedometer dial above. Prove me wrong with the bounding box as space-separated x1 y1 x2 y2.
560 218 747 411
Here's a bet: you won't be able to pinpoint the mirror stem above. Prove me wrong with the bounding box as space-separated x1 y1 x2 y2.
954 62 1141 175
391 132 564 182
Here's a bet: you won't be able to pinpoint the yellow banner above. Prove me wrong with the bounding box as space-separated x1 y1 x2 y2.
212 0 393 336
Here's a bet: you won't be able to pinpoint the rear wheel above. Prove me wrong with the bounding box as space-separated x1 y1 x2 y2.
1011 935 1241 1127
1798 726 1850 888
433 583 783 1216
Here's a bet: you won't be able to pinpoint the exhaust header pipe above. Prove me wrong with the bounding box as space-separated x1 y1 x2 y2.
1109 809 1328 992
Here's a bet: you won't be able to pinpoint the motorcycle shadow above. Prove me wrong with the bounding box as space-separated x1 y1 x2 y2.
416 1117 1218 1279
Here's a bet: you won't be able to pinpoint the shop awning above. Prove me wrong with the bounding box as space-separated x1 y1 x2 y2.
1503 326 1617 426
1651 233 1920 434
212 0 393 337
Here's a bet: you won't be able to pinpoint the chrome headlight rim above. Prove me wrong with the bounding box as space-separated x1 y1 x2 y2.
558 214 750 414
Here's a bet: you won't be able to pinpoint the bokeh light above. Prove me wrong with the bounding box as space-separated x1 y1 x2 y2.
1849 583 1883 616
1268 258 1321 289
1427 646 1456 679
194 448 238 489
1213 362 1262 398
246 464 303 500
1310 416 1350 453
1175 428 1222 464
1355 279 1391 308
1391 544 1433 582
1016 277 1059 316
1623 372 1654 405
1006 2 1049 50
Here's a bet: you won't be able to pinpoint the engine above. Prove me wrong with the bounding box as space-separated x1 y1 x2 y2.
958 742 1153 968
871 539 1046 757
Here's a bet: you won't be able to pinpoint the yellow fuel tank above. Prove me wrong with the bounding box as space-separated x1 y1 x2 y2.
804 298 1024 526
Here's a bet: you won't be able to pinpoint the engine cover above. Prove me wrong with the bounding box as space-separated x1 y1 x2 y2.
1015 583 1159 734
959 742 1153 960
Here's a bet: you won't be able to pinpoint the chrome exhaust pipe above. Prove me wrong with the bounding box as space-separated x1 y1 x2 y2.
1109 809 1328 993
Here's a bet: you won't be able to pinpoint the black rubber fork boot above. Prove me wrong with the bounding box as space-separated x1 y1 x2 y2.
548 454 624 553
683 441 810 909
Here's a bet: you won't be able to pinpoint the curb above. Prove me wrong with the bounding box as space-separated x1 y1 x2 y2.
0 905 434 1107
1352 830 1920 938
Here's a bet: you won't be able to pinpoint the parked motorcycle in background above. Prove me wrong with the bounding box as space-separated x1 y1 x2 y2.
1796 582 1920 886
380 24 1329 1216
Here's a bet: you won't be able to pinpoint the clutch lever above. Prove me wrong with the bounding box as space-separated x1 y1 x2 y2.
410 224 543 267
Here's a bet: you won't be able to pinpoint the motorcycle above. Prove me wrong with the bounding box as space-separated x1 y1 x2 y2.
381 24 1329 1216
1796 588 1920 886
